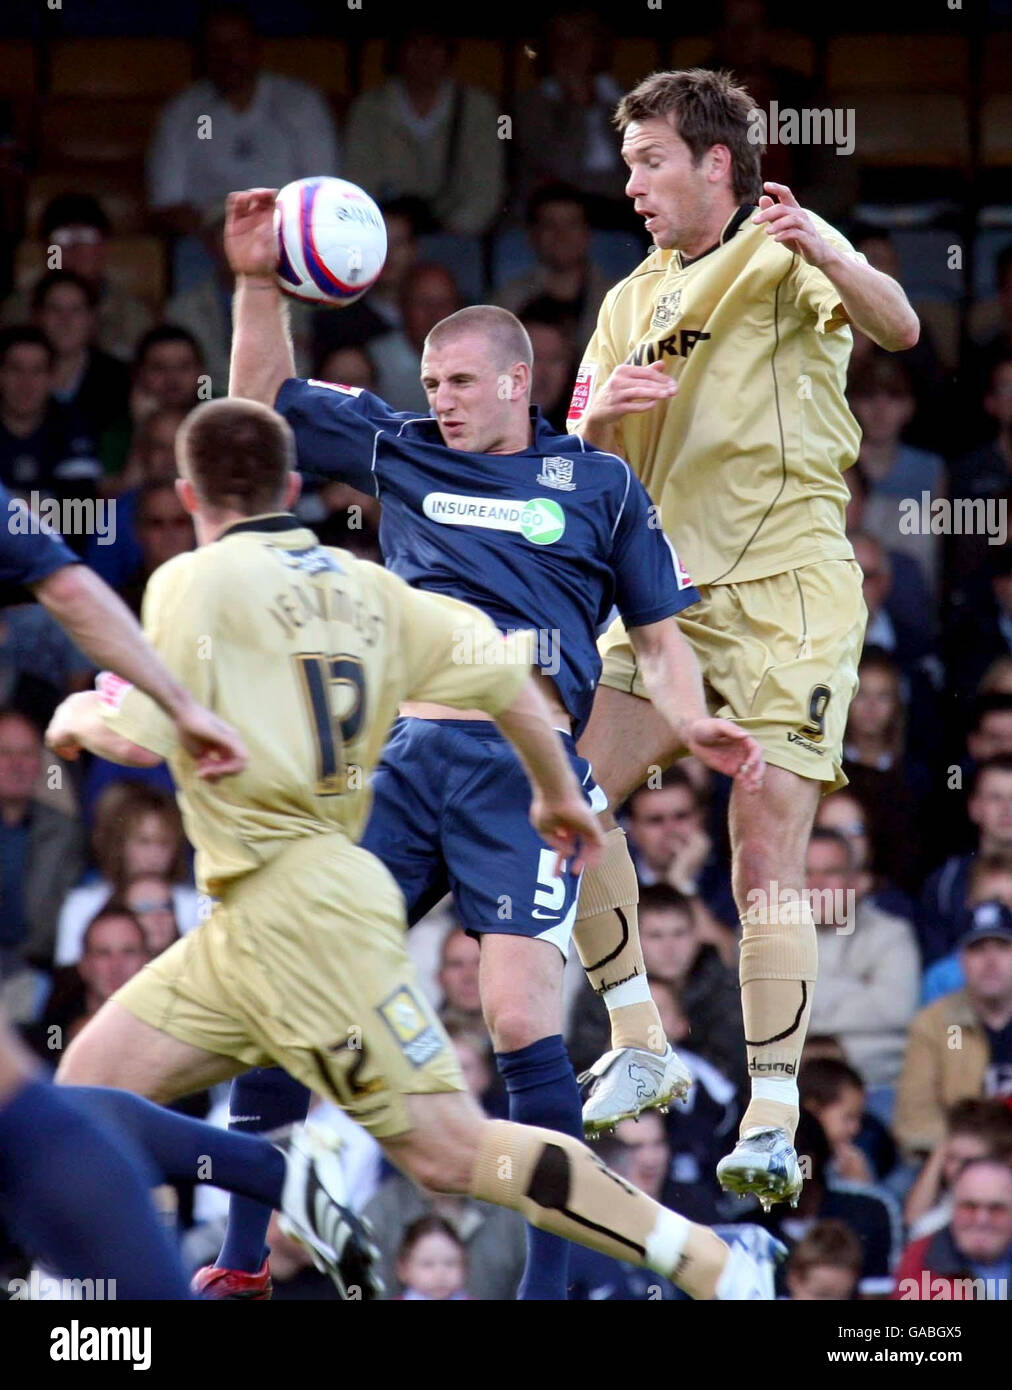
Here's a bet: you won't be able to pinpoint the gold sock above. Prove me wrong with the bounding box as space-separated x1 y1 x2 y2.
470 1119 730 1298
573 828 665 1055
738 899 817 1143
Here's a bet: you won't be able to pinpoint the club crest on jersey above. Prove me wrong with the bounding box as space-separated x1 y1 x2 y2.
378 987 445 1067
536 456 576 491
651 290 682 330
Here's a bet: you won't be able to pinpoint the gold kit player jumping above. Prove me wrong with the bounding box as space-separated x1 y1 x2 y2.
567 69 920 1207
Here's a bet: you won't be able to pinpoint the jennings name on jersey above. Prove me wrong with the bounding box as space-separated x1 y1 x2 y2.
276 380 698 735
568 204 866 588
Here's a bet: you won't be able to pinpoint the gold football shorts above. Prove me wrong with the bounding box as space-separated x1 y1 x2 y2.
113 831 464 1138
598 559 867 793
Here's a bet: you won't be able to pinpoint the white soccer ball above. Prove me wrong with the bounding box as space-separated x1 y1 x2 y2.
274 176 387 306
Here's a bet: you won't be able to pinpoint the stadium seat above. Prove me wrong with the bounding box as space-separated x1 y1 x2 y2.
358 37 504 98
14 235 167 310
973 228 1012 300
669 30 814 77
833 92 969 166
891 230 966 303
826 34 970 93
982 95 1012 167
613 39 662 89
40 98 159 168
984 33 1012 93
49 38 193 97
0 39 38 98
261 38 350 96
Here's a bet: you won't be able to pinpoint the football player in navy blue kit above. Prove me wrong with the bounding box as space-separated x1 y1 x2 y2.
210 187 765 1301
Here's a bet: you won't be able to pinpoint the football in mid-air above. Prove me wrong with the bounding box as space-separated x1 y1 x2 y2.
274 176 387 306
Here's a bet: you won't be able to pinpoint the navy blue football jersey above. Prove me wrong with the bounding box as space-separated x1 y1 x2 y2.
0 485 79 589
276 379 699 734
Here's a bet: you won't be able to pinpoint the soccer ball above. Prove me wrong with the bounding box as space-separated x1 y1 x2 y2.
274 177 387 306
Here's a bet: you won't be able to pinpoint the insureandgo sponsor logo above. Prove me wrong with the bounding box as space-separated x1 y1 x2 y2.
422 494 566 545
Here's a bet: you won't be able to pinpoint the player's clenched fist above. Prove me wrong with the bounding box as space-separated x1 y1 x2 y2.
224 188 280 278
585 360 677 427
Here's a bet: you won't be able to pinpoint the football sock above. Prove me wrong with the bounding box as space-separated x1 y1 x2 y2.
0 1079 191 1298
495 1035 582 1300
218 1067 311 1273
469 1118 730 1300
573 828 665 1055
68 1085 288 1210
737 899 817 1141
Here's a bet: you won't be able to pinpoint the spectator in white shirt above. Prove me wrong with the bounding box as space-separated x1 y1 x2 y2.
147 7 339 240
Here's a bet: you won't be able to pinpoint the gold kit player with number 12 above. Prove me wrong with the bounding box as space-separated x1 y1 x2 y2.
567 69 920 1208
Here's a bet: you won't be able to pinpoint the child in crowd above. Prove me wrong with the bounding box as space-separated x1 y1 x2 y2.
396 1216 469 1301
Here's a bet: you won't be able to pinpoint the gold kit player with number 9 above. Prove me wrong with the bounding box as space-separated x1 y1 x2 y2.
567 69 921 1208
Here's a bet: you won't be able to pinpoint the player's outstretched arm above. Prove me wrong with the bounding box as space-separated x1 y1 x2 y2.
493 679 606 873
225 188 296 406
629 618 765 792
33 564 246 778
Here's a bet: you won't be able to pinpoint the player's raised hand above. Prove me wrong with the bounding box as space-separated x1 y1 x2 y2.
751 183 833 269
172 697 248 781
587 360 677 425
530 793 607 874
685 717 765 793
224 188 280 278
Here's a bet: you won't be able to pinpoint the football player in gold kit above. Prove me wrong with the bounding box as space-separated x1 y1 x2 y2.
567 69 920 1206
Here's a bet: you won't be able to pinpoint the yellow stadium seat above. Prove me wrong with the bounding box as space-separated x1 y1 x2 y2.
40 98 159 167
49 38 193 98
261 38 350 95
26 170 148 238
832 91 969 166
827 34 969 93
14 236 167 310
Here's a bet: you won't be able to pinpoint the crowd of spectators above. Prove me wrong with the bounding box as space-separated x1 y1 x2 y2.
1 4 1012 1300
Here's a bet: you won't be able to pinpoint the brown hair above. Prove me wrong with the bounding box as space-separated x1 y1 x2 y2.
91 782 188 887
613 68 763 204
968 851 1012 903
397 1215 466 1263
787 1219 862 1277
81 900 147 955
848 350 915 401
177 398 294 516
847 646 906 762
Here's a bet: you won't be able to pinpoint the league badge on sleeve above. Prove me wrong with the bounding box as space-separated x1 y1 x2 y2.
567 363 597 423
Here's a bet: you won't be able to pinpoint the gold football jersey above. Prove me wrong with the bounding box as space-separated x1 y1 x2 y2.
101 515 530 896
568 206 865 586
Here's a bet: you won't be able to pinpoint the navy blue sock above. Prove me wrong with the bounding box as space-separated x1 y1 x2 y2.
0 1080 191 1298
218 1067 310 1272
495 1034 582 1301
67 1085 287 1212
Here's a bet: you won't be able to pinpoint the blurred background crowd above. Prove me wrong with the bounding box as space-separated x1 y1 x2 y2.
2 0 1012 1300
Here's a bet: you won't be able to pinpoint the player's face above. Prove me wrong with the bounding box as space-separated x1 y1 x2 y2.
621 117 718 252
397 1232 465 1300
421 334 526 455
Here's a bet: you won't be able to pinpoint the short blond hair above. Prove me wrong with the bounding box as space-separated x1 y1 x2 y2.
425 305 533 373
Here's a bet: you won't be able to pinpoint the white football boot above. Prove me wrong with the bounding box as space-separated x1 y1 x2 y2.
713 1224 788 1300
579 1043 692 1139
715 1125 803 1213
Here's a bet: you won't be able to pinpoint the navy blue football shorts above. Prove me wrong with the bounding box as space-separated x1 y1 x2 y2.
360 717 607 956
